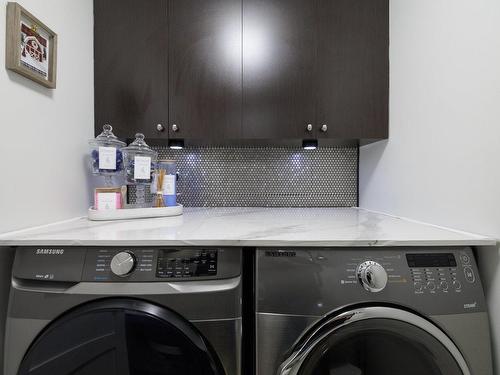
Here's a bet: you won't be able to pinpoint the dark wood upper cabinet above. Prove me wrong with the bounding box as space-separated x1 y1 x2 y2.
168 0 242 140
242 0 317 140
94 0 388 143
242 0 389 141
94 0 169 140
315 0 389 140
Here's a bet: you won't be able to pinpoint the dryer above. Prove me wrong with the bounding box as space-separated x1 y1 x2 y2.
4 246 242 375
256 247 492 375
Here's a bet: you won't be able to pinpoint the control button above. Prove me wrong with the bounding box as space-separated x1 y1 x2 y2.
414 281 423 292
426 281 436 291
453 280 462 290
464 266 475 283
460 254 471 265
439 281 449 291
110 251 136 277
357 261 388 293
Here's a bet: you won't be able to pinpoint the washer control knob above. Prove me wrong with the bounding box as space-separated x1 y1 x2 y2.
357 261 388 293
111 251 136 276
414 281 423 292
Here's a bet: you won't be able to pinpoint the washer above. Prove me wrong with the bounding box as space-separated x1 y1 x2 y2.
256 247 492 375
4 247 242 375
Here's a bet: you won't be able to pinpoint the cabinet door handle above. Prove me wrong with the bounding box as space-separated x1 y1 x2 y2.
156 124 165 132
172 124 179 132
306 124 313 132
320 124 328 132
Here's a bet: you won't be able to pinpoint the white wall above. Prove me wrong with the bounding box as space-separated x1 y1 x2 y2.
360 0 500 371
0 0 94 233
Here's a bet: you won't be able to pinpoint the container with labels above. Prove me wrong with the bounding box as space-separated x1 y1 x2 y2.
151 160 177 207
88 124 126 183
122 133 158 207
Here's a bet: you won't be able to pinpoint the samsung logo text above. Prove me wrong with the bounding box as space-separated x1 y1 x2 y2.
36 248 65 255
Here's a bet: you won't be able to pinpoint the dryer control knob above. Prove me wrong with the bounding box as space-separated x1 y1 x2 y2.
111 251 136 276
357 261 388 293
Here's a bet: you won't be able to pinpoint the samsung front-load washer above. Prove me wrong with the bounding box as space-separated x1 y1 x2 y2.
256 247 493 375
4 246 242 375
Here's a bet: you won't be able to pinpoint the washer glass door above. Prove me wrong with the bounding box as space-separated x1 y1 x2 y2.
18 299 225 375
281 307 468 375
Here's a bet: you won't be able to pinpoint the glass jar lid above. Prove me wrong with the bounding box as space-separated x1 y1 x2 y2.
123 133 157 157
89 124 126 148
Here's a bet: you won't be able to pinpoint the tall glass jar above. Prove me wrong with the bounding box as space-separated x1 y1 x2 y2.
88 124 126 186
122 133 158 207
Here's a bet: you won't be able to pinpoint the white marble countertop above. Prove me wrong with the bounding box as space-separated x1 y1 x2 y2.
0 207 494 247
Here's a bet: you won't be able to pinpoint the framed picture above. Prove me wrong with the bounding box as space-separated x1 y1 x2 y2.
5 2 57 89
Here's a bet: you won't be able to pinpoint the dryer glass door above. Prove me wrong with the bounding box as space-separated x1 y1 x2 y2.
18 299 225 375
281 307 469 375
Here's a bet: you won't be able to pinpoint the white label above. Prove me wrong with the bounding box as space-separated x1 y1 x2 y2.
162 174 176 195
134 156 151 180
97 193 118 211
98 147 117 170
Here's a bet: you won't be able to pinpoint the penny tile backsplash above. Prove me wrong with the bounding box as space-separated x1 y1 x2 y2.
128 146 358 207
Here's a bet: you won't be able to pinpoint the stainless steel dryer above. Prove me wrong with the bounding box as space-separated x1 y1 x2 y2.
4 247 242 375
256 247 492 375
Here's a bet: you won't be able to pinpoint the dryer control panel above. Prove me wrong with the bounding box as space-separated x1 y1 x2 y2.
13 247 241 283
406 252 474 294
256 246 486 316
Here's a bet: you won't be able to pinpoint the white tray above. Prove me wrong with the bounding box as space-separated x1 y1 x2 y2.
88 204 183 221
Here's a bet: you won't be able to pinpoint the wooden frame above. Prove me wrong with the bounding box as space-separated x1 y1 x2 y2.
5 2 57 88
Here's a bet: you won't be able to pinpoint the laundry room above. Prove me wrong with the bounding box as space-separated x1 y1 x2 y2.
0 0 499 374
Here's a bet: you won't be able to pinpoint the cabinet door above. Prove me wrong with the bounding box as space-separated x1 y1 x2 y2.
169 0 242 141
315 0 389 139
242 0 317 139
94 0 169 139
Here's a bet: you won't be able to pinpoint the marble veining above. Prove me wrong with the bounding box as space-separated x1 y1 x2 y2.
0 208 494 247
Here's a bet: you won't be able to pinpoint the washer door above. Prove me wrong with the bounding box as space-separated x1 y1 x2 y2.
279 306 470 375
18 299 225 375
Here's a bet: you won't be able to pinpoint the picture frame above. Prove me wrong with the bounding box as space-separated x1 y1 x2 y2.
5 2 57 89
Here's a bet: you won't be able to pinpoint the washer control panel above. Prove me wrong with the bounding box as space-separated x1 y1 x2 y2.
13 247 241 283
83 248 221 281
84 248 155 281
156 249 218 278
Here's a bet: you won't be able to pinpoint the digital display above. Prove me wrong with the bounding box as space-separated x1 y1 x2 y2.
406 253 456 268
156 249 217 278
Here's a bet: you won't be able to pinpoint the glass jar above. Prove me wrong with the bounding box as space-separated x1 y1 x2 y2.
122 133 158 184
122 134 157 207
88 124 126 176
151 160 177 207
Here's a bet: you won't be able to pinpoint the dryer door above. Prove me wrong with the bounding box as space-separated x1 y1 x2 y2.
18 299 225 375
279 306 470 375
